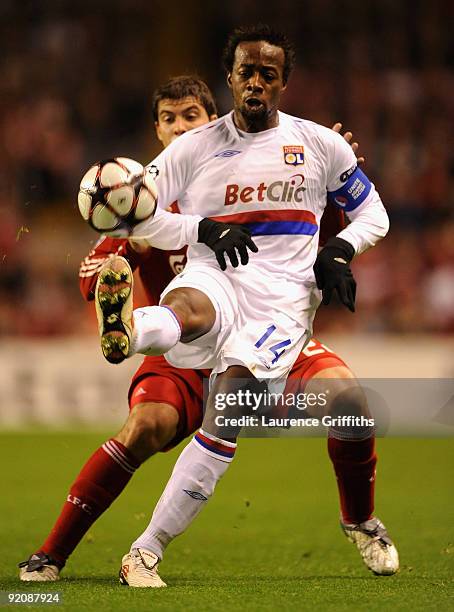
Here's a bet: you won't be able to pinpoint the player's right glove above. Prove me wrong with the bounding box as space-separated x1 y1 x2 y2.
313 236 356 312
198 218 258 271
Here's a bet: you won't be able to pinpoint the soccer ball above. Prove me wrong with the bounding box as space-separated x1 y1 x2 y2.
78 158 158 235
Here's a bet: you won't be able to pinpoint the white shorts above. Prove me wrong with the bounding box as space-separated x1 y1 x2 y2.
160 262 320 380
161 264 238 370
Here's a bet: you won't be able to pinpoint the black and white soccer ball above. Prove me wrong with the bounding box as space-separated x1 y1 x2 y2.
78 158 157 236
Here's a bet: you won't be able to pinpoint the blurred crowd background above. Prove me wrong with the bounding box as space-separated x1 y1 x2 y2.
1 0 453 338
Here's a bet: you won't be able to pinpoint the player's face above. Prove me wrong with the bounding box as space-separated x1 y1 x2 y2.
155 97 216 148
228 40 286 131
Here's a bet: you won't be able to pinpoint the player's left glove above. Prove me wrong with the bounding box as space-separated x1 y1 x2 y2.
313 236 356 312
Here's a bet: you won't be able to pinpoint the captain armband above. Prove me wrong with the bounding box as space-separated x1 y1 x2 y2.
328 165 372 212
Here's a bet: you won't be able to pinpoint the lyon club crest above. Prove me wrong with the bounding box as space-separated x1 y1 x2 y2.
283 145 304 166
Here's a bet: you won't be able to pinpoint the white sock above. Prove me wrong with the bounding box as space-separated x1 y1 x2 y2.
131 305 181 356
131 430 237 558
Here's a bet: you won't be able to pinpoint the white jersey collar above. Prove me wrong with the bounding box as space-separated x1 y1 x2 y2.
225 110 281 144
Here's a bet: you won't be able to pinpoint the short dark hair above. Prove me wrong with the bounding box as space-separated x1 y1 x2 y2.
152 75 217 122
222 24 296 85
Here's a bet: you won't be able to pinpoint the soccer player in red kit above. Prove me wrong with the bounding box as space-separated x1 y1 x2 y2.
19 75 395 582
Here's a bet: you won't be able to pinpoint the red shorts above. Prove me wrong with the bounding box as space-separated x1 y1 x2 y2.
278 337 349 420
128 339 348 450
287 337 348 391
128 355 209 450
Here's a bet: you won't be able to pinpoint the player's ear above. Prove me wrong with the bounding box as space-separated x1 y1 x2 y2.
280 69 288 91
155 121 164 145
227 73 232 88
209 114 218 121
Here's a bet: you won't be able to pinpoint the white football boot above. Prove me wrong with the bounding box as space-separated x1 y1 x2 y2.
19 553 61 581
119 548 167 588
341 517 399 575
95 255 134 364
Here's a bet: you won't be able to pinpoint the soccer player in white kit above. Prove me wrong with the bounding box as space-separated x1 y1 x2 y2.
93 25 396 585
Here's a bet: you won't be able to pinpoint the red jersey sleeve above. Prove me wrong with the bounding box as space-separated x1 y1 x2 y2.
79 236 144 301
79 202 187 305
319 205 347 247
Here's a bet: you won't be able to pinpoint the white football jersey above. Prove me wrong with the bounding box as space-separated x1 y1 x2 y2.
140 111 388 323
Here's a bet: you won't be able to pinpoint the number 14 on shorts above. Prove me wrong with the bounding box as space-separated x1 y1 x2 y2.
255 324 291 366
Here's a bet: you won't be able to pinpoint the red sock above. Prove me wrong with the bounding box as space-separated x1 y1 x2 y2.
328 436 376 524
39 439 140 565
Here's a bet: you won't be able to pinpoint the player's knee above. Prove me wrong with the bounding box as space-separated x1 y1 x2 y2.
305 367 369 419
116 403 179 462
162 287 216 341
327 384 374 440
329 384 369 419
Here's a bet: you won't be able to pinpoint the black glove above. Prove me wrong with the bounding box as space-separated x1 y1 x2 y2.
313 236 356 312
198 218 258 271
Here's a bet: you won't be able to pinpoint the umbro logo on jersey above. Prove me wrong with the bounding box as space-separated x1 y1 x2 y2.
183 489 208 501
214 150 242 158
